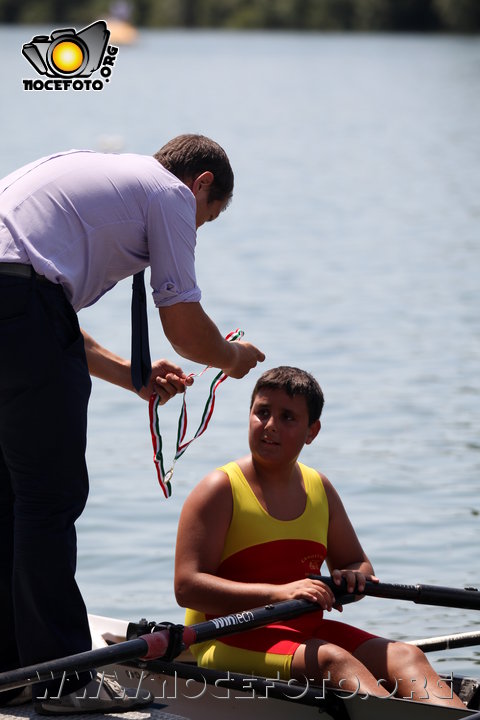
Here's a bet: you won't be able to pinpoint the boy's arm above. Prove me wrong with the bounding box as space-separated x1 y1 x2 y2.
174 469 336 615
322 474 378 595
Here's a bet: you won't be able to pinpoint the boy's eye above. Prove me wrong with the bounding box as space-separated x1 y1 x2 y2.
256 408 269 418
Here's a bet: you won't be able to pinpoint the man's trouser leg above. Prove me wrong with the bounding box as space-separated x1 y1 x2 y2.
0 274 94 699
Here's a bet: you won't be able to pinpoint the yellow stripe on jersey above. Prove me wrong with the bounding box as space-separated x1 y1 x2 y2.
221 461 329 560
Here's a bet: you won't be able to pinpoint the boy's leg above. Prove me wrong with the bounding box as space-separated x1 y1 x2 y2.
353 638 465 708
291 639 391 698
289 616 389 697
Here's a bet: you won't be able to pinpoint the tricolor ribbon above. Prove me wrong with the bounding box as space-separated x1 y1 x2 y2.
149 329 244 498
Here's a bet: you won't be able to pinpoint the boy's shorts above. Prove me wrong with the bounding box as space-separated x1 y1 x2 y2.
192 615 378 680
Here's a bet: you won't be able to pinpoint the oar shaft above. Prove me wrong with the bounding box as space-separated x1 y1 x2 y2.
0 599 321 693
0 636 164 693
409 630 480 652
188 598 320 645
391 582 479 610
309 575 480 611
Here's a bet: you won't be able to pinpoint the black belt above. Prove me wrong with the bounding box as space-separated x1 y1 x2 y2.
0 262 49 282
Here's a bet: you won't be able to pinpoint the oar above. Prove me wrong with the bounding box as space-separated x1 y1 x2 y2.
409 630 480 652
309 575 480 611
0 597 321 693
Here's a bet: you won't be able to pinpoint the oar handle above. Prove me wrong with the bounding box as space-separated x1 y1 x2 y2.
309 575 480 611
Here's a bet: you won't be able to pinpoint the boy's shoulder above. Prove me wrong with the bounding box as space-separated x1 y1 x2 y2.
298 463 338 504
298 461 328 483
198 466 233 494
183 466 234 520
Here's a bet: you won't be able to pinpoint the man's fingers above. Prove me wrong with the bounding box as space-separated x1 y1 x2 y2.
153 374 187 404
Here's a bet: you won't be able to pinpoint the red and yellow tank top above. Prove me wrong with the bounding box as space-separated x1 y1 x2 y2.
185 461 329 629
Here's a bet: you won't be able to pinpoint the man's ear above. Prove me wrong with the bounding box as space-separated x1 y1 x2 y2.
305 419 321 445
191 171 214 196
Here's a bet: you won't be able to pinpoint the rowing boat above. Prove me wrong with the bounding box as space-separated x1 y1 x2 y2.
89 613 480 720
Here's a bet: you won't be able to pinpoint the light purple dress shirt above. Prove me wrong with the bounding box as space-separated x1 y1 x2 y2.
0 150 201 311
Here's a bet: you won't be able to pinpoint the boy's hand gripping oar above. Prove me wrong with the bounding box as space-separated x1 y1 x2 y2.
309 575 480 611
0 598 321 693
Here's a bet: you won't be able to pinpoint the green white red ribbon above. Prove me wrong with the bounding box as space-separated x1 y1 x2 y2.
149 329 244 498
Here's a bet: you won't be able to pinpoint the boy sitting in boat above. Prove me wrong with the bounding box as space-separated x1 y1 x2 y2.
174 366 465 708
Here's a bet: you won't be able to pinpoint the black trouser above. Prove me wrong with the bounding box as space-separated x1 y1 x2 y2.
0 272 93 699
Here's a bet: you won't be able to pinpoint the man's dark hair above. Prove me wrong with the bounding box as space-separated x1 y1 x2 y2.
250 367 324 425
154 134 234 203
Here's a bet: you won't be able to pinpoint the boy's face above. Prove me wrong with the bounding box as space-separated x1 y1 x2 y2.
249 388 320 466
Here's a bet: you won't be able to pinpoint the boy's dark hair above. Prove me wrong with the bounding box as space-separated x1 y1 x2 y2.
250 367 324 425
154 134 234 203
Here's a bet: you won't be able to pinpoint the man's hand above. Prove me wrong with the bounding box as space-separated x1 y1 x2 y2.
222 341 265 379
137 359 194 402
159 303 265 378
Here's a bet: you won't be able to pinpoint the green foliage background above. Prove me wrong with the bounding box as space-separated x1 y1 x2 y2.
0 0 479 31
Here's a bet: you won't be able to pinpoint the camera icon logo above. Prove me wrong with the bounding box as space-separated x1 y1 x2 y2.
22 20 110 78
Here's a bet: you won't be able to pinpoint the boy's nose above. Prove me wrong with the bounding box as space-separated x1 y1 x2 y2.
265 415 277 431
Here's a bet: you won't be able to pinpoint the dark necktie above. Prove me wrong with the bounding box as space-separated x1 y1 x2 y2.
131 270 152 391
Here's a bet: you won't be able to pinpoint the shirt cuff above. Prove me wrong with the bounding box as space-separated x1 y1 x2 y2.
152 283 201 308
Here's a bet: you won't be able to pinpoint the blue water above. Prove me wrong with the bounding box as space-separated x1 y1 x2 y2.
1 27 479 676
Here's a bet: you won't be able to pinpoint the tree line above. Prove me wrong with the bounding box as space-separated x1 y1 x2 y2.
1 0 479 32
